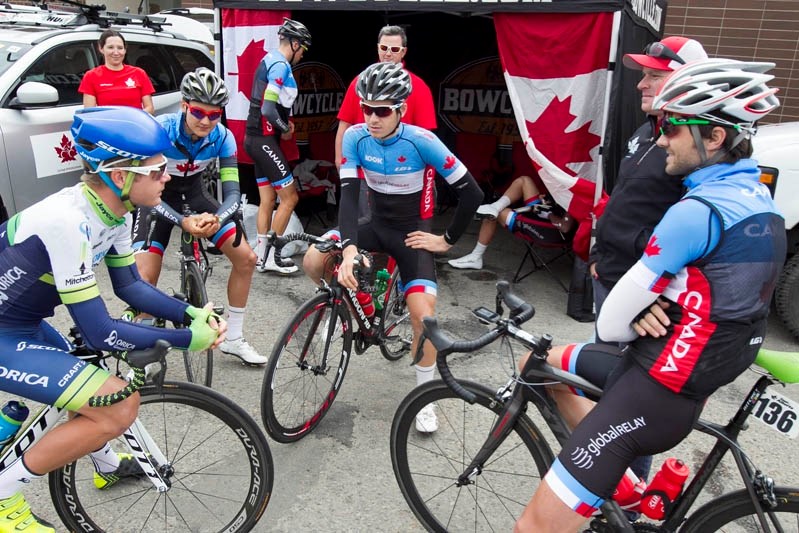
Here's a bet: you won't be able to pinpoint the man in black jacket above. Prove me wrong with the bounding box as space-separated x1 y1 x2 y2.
590 36 707 313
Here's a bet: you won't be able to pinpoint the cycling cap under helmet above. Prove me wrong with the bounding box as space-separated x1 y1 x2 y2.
356 62 412 103
278 18 312 48
72 106 173 211
181 67 230 106
652 58 780 134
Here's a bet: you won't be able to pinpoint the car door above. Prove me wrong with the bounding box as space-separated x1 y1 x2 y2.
0 39 97 216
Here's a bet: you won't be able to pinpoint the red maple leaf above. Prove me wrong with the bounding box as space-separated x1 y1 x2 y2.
340 157 347 165
644 235 662 257
235 39 266 98
176 162 199 174
525 96 600 171
54 134 77 163
397 155 406 163
275 77 284 87
443 155 456 170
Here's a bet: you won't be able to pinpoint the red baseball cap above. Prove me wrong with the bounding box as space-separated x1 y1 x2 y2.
623 36 708 72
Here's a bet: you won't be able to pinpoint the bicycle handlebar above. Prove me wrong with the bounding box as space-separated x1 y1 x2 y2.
87 340 171 407
423 281 537 404
269 231 374 286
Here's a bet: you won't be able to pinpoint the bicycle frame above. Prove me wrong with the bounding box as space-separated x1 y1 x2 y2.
0 353 171 493
446 321 785 532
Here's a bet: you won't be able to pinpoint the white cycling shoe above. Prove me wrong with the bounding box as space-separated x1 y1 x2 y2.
219 338 268 365
448 254 483 270
415 403 438 433
475 204 500 220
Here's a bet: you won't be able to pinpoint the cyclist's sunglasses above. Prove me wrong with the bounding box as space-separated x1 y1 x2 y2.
111 156 169 178
360 102 402 118
378 44 405 54
645 42 685 65
657 116 711 138
187 105 223 121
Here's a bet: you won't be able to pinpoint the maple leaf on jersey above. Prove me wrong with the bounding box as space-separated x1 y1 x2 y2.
54 134 77 163
341 157 347 165
397 156 406 163
275 77 284 87
443 155 456 170
644 235 662 257
525 96 600 172
236 39 266 98
177 162 200 174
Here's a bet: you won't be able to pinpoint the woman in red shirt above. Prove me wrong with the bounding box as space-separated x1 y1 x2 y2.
79 30 155 114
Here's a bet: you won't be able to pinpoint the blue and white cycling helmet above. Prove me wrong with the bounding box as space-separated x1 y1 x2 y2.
72 106 173 211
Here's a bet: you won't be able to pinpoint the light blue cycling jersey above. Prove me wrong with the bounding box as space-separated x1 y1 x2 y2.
156 112 237 179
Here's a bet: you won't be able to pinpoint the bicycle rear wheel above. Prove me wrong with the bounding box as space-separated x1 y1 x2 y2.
180 261 213 386
379 268 412 362
49 381 273 532
680 486 799 532
391 379 555 532
261 292 352 443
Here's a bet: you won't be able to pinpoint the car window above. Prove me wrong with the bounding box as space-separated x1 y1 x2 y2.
168 46 212 77
125 43 176 95
0 40 33 77
18 42 96 105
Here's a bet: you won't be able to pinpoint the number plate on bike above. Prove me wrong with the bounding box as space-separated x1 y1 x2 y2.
751 389 799 439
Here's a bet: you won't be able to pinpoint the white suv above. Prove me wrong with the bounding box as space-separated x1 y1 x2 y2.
0 4 213 220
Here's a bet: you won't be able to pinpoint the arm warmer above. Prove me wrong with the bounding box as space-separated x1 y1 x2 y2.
260 97 290 134
338 177 361 246
443 171 483 244
108 262 190 325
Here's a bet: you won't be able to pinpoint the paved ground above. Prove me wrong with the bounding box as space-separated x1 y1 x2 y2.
10 213 799 531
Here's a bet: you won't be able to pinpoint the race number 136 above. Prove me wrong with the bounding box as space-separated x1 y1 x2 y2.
752 390 799 439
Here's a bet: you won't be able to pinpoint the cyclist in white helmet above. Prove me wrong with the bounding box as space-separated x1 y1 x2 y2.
515 58 785 532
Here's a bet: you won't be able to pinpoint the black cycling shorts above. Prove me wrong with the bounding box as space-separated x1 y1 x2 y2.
244 134 294 190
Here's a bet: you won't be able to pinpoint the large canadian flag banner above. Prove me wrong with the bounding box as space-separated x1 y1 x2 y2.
221 9 289 163
495 12 612 224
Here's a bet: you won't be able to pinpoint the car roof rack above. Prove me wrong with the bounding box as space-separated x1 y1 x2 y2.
0 0 168 31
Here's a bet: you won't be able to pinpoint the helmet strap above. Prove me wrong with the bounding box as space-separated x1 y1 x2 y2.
690 124 747 170
97 164 137 213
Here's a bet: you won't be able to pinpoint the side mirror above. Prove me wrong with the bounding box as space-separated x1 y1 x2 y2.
8 82 59 109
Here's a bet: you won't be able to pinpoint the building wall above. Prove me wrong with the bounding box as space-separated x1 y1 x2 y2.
665 0 799 123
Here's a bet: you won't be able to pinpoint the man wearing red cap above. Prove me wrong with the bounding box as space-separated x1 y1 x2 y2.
590 36 708 318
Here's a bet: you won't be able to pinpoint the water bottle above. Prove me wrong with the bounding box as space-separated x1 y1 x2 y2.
0 400 30 446
640 458 690 519
355 291 375 318
373 269 391 311
611 468 646 510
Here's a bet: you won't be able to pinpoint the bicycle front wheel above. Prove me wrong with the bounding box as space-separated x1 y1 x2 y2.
49 381 273 532
180 261 213 386
391 379 555 533
261 292 352 443
379 268 412 362
681 486 799 532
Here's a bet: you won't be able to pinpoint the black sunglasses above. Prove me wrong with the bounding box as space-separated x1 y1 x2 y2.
360 102 402 118
645 42 685 65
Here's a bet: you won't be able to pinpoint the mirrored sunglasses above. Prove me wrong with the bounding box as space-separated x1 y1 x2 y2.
657 116 711 138
110 156 169 178
645 42 685 65
378 44 404 54
187 105 223 121
360 102 402 118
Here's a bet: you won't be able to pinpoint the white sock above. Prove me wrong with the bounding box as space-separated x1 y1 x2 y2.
227 306 245 340
492 195 512 212
89 442 120 474
255 234 268 262
415 364 436 387
471 242 488 259
0 456 43 498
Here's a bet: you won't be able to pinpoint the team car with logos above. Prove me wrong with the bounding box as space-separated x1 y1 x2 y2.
0 2 212 220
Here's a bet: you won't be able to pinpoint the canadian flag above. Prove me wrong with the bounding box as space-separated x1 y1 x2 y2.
495 12 613 224
221 9 289 163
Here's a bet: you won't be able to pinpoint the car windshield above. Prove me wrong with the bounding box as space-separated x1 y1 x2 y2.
0 40 32 76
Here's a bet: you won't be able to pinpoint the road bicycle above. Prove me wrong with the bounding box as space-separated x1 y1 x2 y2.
390 280 799 532
3 326 273 532
141 200 243 386
260 231 413 443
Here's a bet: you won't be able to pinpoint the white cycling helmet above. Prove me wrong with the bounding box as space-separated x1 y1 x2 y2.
652 58 780 131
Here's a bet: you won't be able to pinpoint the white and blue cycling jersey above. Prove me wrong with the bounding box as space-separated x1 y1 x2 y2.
245 50 298 136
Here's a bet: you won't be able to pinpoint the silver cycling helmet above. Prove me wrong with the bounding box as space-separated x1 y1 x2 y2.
180 67 230 107
356 62 412 103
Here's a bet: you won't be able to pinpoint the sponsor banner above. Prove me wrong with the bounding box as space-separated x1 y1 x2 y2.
30 131 82 178
439 58 518 146
290 62 345 143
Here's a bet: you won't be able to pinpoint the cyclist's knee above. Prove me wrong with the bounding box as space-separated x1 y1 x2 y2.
302 248 325 283
278 189 298 209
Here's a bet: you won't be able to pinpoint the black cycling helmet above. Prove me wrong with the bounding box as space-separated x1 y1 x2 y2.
180 67 230 107
356 62 412 103
278 18 312 48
